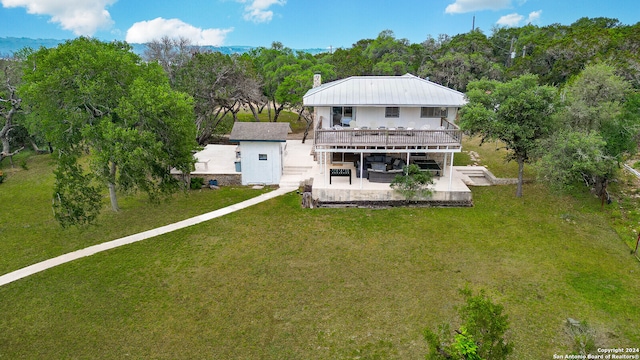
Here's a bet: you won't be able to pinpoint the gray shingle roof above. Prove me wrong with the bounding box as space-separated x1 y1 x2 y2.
229 122 291 142
303 74 466 107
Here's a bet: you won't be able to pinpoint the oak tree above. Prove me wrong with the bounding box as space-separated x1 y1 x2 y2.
537 64 639 198
21 37 196 226
460 74 558 197
0 51 28 164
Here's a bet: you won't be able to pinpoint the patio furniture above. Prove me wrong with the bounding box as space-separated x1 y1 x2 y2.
368 168 403 183
330 168 352 184
371 162 387 171
355 156 406 183
413 159 441 176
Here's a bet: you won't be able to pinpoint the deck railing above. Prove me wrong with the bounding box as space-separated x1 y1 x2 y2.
314 127 462 147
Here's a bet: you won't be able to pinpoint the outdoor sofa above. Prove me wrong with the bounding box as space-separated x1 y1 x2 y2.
355 155 406 183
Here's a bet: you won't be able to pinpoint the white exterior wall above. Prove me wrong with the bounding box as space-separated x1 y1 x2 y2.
446 108 458 123
327 107 457 128
316 106 458 129
239 141 283 185
316 107 331 129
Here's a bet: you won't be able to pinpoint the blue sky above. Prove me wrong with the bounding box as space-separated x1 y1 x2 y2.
0 0 638 49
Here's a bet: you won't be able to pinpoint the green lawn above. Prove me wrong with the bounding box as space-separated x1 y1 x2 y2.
0 151 270 274
1 141 639 359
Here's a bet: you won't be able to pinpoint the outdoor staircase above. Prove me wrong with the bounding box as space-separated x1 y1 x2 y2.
279 165 314 188
454 166 494 186
453 166 521 186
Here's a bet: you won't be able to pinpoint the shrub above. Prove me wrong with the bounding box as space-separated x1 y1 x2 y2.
190 177 205 190
566 318 596 356
390 164 433 202
424 288 513 360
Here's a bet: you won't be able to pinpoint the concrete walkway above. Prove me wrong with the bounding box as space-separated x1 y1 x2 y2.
0 186 297 287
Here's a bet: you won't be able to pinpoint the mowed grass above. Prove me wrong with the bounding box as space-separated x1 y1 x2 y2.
0 151 270 274
1 141 639 359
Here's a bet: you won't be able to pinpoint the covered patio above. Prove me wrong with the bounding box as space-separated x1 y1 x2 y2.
310 140 472 205
310 154 472 204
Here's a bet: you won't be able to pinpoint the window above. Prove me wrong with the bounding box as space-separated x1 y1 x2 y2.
258 154 267 161
332 107 354 126
385 107 400 118
421 107 448 118
332 107 342 125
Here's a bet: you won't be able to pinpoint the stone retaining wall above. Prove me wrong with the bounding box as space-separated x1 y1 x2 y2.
174 173 242 186
196 174 242 186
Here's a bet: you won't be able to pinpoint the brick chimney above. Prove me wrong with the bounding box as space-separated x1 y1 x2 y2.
313 73 321 88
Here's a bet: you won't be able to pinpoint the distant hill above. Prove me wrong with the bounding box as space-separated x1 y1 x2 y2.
0 37 327 57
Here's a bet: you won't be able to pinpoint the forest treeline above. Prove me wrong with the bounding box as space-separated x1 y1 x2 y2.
139 17 640 142
3 16 640 150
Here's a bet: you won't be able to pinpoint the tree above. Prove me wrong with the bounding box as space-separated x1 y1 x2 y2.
21 37 197 225
0 51 28 164
325 43 373 78
274 59 334 141
390 164 433 202
174 51 262 144
460 74 558 197
251 42 335 127
250 42 296 122
364 30 412 75
234 53 265 121
420 30 503 91
51 156 103 227
425 289 512 360
537 64 638 199
143 36 194 84
561 63 631 131
536 131 617 197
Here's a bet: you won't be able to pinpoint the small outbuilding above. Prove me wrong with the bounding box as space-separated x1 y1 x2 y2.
229 122 291 185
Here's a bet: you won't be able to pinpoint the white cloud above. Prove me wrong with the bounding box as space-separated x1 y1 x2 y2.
527 10 542 23
237 0 286 23
1 0 116 35
445 0 511 14
125 18 233 46
496 13 524 27
496 10 542 27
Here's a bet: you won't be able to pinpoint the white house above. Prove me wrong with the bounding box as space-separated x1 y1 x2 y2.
304 73 466 130
303 74 470 203
229 122 290 186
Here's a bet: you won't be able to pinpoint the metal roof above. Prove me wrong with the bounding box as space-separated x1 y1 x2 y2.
229 122 290 142
303 74 467 107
